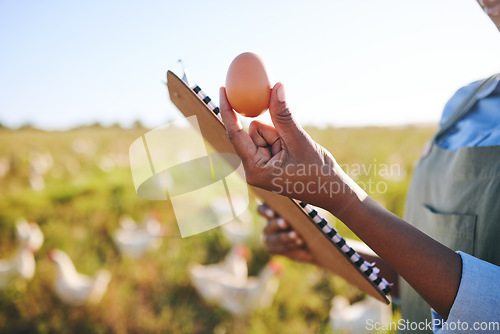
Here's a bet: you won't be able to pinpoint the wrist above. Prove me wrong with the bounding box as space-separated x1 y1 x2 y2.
324 164 369 220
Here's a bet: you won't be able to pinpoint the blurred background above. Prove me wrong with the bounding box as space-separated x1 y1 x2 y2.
1 0 499 333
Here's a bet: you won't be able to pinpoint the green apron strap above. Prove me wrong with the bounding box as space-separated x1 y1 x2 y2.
434 73 500 143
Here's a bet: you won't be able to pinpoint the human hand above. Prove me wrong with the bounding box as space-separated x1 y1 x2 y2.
219 83 366 213
258 204 316 264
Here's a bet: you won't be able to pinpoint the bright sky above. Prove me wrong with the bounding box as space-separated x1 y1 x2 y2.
1 0 500 130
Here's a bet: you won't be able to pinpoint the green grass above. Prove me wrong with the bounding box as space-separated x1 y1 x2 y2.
0 124 435 333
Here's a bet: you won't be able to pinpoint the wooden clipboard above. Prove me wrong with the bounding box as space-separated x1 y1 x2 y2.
166 70 390 303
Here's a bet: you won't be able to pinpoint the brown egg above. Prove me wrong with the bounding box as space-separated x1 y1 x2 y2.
225 52 271 118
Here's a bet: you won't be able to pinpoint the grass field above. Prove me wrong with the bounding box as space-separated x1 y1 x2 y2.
0 124 436 333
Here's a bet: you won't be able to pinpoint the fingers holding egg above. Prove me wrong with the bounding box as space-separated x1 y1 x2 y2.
248 121 280 148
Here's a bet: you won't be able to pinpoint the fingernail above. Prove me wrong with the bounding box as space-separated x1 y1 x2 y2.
277 83 286 102
265 208 274 217
288 231 297 239
277 218 286 228
266 209 274 218
295 238 303 245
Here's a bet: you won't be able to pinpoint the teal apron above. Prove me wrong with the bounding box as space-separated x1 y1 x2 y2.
400 74 500 333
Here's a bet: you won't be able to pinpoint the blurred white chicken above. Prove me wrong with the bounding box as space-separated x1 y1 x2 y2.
29 151 53 175
211 197 253 245
329 295 393 334
189 244 250 301
71 138 97 155
113 213 164 258
0 221 37 289
29 172 45 191
190 244 283 317
214 259 283 317
48 249 111 306
28 151 53 191
16 218 44 252
221 211 253 246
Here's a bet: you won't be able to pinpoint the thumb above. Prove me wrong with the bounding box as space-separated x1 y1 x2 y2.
269 82 304 143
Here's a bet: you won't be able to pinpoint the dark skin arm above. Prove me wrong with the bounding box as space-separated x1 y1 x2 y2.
335 197 460 319
220 83 461 319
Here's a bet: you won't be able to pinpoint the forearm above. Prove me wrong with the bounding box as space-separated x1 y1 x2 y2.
329 195 461 319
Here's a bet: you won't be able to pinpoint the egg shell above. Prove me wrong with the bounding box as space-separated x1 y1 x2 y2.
225 52 271 118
